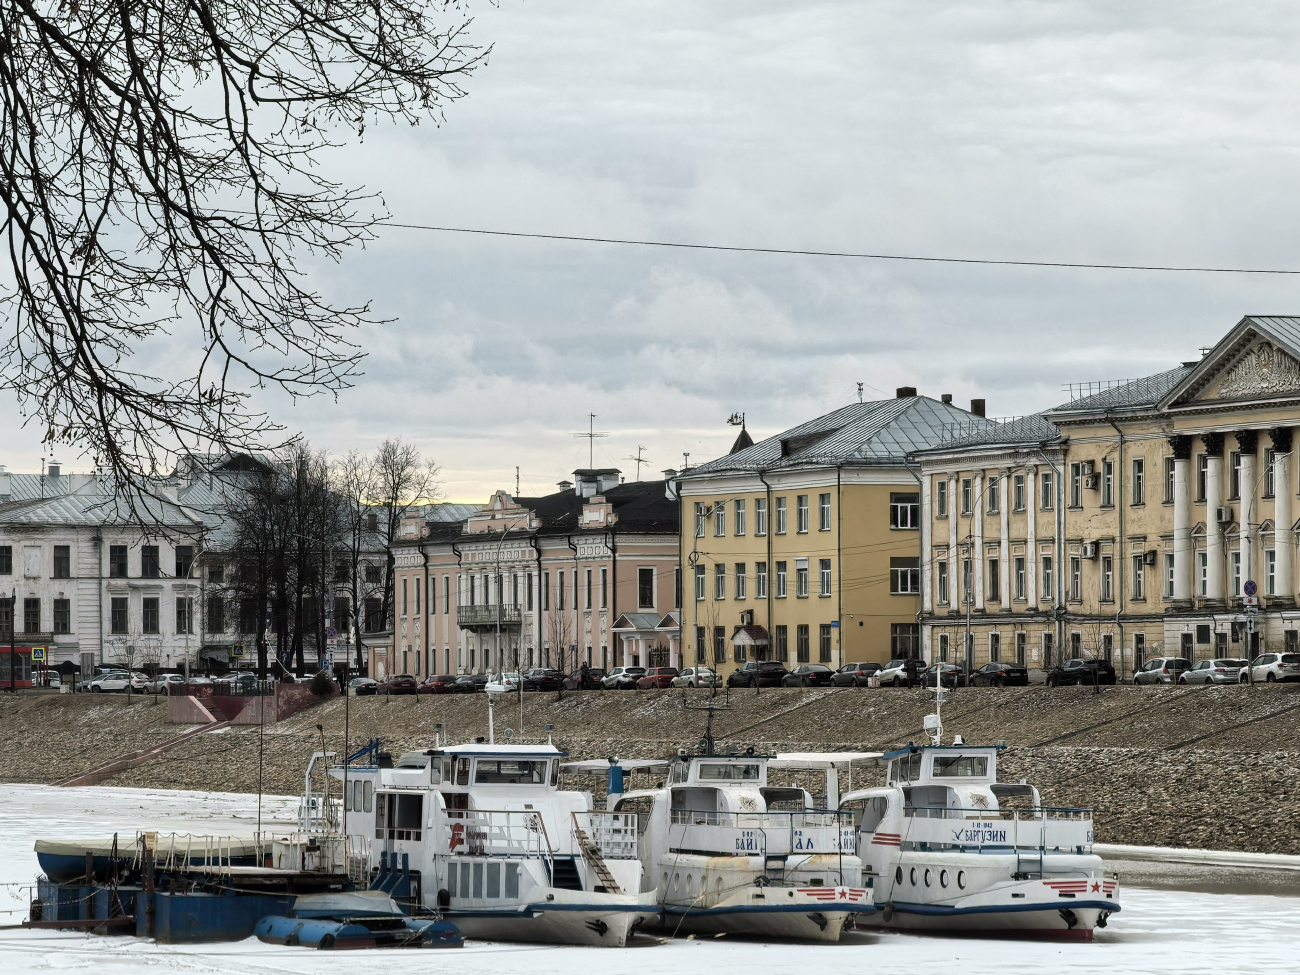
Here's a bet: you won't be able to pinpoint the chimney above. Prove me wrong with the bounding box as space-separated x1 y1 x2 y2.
895 386 917 398
47 460 61 478
557 479 574 494
662 471 679 501
941 393 953 404
970 399 986 418
0 466 9 499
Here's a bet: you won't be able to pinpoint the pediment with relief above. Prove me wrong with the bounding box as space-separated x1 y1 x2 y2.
1206 340 1300 401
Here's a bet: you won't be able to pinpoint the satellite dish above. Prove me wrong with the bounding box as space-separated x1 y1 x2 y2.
504 728 514 739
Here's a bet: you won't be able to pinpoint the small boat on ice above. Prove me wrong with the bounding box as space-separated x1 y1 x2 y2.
255 891 461 949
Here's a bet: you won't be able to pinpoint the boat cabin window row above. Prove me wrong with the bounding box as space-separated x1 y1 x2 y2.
345 779 374 813
931 755 989 778
446 860 520 900
671 760 762 784
444 757 557 787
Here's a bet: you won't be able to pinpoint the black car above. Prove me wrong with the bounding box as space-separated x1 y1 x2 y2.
522 668 564 691
454 673 491 693
1045 658 1117 687
969 662 1030 687
727 660 790 688
831 661 881 687
782 664 835 688
921 663 968 688
562 668 607 690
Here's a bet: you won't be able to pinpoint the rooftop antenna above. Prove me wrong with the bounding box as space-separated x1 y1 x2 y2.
571 413 609 468
625 446 649 481
515 466 520 496
682 451 690 470
857 382 864 403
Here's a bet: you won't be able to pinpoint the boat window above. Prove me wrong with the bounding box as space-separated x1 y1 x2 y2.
455 758 471 786
891 752 922 783
698 762 760 781
443 759 453 782
505 863 520 898
446 862 457 898
931 755 989 778
364 781 373 812
486 862 501 898
474 760 547 784
473 862 484 898
550 761 559 787
859 795 890 833
428 760 442 785
671 761 689 784
376 792 423 841
459 862 471 898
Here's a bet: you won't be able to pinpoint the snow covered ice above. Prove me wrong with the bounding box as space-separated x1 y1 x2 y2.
0 784 1294 975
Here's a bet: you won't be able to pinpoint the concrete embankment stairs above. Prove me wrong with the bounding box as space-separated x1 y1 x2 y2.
56 718 233 787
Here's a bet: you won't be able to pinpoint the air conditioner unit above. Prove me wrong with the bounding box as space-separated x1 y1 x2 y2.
1081 461 1096 476
1143 550 1158 566
1216 506 1234 523
1083 474 1099 490
1081 543 1098 559
739 610 754 626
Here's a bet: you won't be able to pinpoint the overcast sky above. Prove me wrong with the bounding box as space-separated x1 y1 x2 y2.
13 2 1300 500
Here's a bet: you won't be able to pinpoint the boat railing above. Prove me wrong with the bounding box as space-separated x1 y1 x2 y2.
903 806 1093 821
445 809 556 861
573 811 639 860
882 806 1094 854
669 808 856 856
670 808 850 828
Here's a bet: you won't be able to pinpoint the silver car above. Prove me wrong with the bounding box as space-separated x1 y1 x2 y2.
1240 652 1300 683
1133 656 1191 685
671 667 720 688
877 659 911 687
1178 658 1248 685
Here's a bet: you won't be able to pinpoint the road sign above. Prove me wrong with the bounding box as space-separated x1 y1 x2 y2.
30 646 45 662
231 643 245 659
1244 580 1258 597
1243 595 1259 608
326 626 338 639
831 621 840 629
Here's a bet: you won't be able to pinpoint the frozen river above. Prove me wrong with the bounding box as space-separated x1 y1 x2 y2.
0 784 1293 975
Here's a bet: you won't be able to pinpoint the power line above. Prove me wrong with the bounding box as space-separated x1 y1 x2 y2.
374 220 1300 276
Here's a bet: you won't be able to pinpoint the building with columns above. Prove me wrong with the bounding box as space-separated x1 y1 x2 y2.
916 315 1300 676
384 471 680 679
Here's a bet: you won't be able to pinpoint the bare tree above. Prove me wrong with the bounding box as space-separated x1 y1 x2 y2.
0 1 487 495
367 438 441 631
334 450 384 674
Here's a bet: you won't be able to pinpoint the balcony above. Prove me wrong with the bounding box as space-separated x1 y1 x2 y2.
456 603 523 629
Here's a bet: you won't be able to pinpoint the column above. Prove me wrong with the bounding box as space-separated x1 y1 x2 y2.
999 472 1010 607
1170 436 1193 604
1237 431 1258 600
1204 433 1225 603
1026 465 1038 605
948 476 959 585
1273 429 1294 604
920 476 933 614
973 473 985 610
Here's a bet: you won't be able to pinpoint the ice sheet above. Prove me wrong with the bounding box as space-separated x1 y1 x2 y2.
0 784 1292 975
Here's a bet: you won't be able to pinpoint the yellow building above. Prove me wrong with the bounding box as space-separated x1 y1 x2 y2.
917 314 1300 678
675 391 993 679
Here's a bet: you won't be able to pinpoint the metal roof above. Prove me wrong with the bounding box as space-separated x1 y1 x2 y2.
919 413 1064 454
1044 365 1193 417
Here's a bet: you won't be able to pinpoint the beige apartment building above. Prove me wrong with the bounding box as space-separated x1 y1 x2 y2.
381 470 680 679
676 393 995 681
916 315 1300 677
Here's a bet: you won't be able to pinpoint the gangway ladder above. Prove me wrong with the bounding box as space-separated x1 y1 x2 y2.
764 854 787 884
572 822 622 894
1015 845 1044 880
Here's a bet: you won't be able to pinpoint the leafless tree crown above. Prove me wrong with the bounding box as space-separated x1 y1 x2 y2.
0 0 486 483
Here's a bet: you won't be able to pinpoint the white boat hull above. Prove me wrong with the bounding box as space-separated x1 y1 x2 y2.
654 885 874 943
447 887 660 947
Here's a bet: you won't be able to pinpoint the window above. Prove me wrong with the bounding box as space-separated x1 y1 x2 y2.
774 625 789 661
1132 458 1145 505
1013 474 1025 512
714 563 725 600
176 597 193 634
796 559 809 598
797 495 809 533
1014 556 1026 600
239 599 258 634
141 545 160 578
756 562 768 598
1196 454 1208 502
961 478 973 515
938 633 950 662
989 633 1001 663
775 561 787 598
796 624 810 663
1198 551 1208 597
23 598 39 633
630 566 649 609
734 499 746 536
776 497 787 534
755 498 767 536
714 502 726 537
819 558 832 596
1132 556 1145 600
819 624 833 662
937 561 949 604
1267 549 1278 596
1071 631 1082 657
542 571 551 611
987 558 1000 602
111 597 129 634
1101 459 1114 507
53 598 70 634
1042 555 1053 600
937 479 949 517
1043 632 1055 666
694 565 706 600
109 545 128 578
206 595 224 633
335 597 351 631
555 572 563 610
1069 463 1082 508
694 502 706 538
891 623 920 658
1265 448 1276 498
714 626 727 664
175 545 194 578
695 625 706 664
0 545 10 574
819 493 831 531
735 563 747 599
209 562 225 584
1041 472 1054 509
1069 556 1082 602
890 557 920 595
416 576 422 615
1165 457 1176 503
334 562 350 583
1165 553 1175 598
53 545 70 579
1102 633 1114 661
1229 452 1242 500
1100 555 1113 602
1231 551 1242 597
401 577 408 616
364 597 384 632
962 556 972 605
142 596 160 634
445 576 453 614
986 477 999 514
890 493 919 529
1016 631 1027 665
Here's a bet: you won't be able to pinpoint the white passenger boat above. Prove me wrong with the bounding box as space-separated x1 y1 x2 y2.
329 742 659 946
842 729 1122 939
584 748 876 942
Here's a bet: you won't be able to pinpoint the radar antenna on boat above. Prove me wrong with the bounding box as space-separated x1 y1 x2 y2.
679 684 734 755
923 686 945 746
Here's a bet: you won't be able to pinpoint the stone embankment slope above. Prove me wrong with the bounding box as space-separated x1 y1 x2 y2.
2 684 1298 853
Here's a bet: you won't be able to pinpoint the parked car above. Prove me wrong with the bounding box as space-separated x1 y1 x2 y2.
782 664 835 688
186 675 215 687
145 673 188 694
601 667 646 690
1179 658 1248 685
634 667 680 689
348 676 379 695
1240 652 1300 683
727 660 790 688
455 673 492 693
377 674 419 695
88 671 131 692
921 663 968 688
831 661 881 687
1133 656 1191 685
560 667 606 691
34 671 61 688
671 667 720 688
877 659 912 687
418 674 464 694
522 668 564 691
968 661 1030 687
1046 658 1117 687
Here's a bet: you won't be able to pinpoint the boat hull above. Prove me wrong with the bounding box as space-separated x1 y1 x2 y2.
653 886 874 943
447 888 660 947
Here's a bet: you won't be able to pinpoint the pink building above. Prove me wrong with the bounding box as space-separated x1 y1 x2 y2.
382 470 681 679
